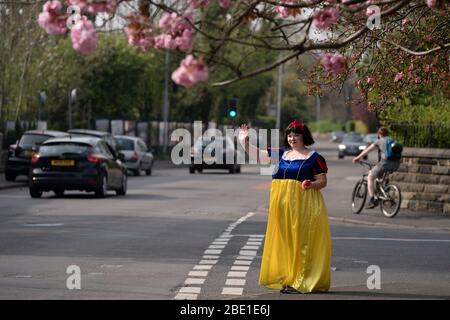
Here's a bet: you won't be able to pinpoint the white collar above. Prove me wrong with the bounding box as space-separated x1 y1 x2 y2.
282 150 315 161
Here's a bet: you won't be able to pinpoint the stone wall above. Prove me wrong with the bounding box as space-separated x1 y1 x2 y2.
390 147 450 215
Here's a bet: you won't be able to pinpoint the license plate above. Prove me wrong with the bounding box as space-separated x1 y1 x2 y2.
51 160 75 166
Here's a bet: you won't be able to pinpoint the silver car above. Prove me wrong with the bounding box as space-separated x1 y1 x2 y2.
338 133 368 159
115 136 154 176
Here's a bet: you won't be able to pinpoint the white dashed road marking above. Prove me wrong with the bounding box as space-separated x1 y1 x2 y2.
174 212 258 300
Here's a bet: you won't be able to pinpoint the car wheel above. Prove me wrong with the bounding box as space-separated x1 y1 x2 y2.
338 154 344 159
116 174 127 196
197 168 203 173
236 166 241 174
29 186 42 198
54 190 65 197
229 165 236 174
134 165 141 176
145 164 152 176
95 174 108 198
5 170 16 181
189 166 195 174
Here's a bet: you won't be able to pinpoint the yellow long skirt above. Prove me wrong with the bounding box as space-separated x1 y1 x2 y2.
259 179 331 293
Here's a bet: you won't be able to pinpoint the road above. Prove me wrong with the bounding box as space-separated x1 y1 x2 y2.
0 141 449 300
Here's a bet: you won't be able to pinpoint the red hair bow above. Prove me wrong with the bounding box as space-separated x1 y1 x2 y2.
288 120 304 130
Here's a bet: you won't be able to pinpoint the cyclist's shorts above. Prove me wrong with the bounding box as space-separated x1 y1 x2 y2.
372 160 400 178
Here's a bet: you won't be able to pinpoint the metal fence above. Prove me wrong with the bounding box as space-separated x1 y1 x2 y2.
389 122 450 149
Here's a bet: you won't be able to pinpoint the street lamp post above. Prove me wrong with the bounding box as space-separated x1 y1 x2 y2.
162 50 170 155
68 88 77 129
275 63 283 130
38 91 46 122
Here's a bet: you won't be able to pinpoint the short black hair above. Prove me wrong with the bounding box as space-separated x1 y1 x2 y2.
284 123 315 147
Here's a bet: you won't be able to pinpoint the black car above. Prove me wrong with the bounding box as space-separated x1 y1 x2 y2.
67 129 118 152
338 133 368 159
189 137 241 174
5 130 68 181
29 136 127 198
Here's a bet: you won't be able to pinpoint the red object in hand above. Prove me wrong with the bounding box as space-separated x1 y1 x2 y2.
302 180 311 188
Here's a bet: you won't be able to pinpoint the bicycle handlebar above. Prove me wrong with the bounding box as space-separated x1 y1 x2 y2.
358 160 375 168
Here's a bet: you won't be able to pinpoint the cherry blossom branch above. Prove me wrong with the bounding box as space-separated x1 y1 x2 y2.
211 0 410 86
374 38 450 56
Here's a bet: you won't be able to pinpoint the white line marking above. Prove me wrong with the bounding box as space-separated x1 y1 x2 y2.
179 287 201 294
222 287 243 295
188 271 208 277
247 242 263 245
333 237 450 243
204 249 222 255
185 278 205 285
15 275 32 278
231 266 250 271
193 265 213 270
101 264 123 269
212 241 229 244
199 260 218 265
234 260 252 266
21 223 64 227
203 255 220 259
239 250 257 256
174 293 198 300
242 245 259 250
236 256 254 260
226 279 246 286
209 245 226 249
227 271 247 278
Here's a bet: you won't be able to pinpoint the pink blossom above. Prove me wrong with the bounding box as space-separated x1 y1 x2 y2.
426 0 438 8
155 34 177 50
219 0 232 8
171 55 209 88
156 12 194 52
313 7 340 29
124 14 154 52
68 0 116 14
415 77 422 84
367 77 375 85
276 1 300 18
394 72 403 82
320 52 346 74
402 17 411 25
38 0 67 35
187 0 209 8
70 15 97 54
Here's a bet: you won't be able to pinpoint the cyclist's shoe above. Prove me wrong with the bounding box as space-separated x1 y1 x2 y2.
365 197 377 209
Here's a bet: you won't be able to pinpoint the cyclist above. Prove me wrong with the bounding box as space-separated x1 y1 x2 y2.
352 127 401 209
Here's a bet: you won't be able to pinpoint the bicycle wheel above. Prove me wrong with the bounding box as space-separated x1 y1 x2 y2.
380 184 401 218
351 179 367 214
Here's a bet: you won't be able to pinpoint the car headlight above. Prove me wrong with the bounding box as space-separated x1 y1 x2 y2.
338 145 346 150
358 145 366 150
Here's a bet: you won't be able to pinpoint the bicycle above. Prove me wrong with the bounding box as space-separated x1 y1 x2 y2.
351 161 402 218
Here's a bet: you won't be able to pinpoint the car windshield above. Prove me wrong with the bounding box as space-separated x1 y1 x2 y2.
19 134 50 147
343 135 363 143
365 134 378 142
116 138 134 151
39 143 91 156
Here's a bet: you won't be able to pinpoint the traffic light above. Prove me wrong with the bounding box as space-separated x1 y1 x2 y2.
228 98 238 118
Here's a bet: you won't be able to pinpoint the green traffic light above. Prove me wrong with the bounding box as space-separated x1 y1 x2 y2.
229 110 237 117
